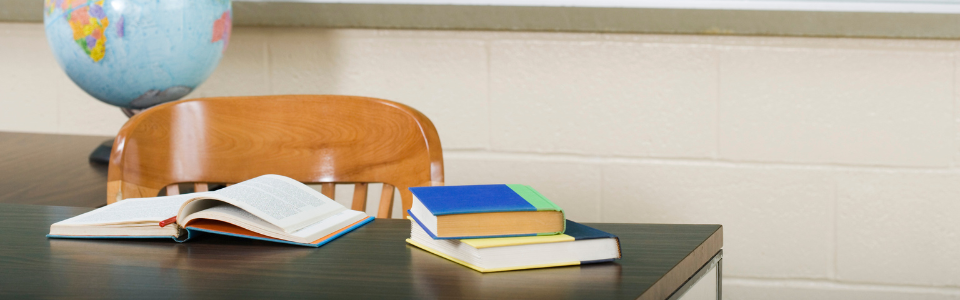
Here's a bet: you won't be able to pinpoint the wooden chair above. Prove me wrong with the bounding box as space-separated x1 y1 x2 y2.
106 95 444 218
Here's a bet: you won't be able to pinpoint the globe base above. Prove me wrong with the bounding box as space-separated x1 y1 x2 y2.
121 107 143 118
91 108 142 164
89 139 113 164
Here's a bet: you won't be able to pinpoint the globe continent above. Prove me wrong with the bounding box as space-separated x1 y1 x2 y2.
44 0 231 109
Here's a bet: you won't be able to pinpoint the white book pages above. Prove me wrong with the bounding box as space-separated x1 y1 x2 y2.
53 194 196 227
289 210 366 239
184 204 367 244
192 175 345 233
409 196 439 235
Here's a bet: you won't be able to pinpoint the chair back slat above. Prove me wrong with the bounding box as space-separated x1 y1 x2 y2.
107 95 443 219
320 183 336 200
161 181 405 218
352 183 368 211
166 184 180 196
378 184 395 218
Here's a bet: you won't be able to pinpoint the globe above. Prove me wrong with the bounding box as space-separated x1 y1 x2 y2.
43 0 232 111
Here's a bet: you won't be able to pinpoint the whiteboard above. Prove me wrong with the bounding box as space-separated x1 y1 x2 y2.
235 0 960 14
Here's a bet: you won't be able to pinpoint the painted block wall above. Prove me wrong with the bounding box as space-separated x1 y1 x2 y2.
3 22 960 299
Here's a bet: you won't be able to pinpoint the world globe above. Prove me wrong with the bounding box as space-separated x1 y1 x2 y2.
43 0 232 112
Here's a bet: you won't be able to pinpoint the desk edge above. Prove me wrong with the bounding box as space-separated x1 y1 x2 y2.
637 225 723 300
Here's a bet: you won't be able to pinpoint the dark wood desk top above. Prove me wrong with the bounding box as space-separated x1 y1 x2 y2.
0 203 720 300
0 131 110 207
0 131 723 299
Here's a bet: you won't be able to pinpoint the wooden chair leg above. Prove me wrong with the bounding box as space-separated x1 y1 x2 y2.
352 183 368 211
194 183 209 192
398 188 413 219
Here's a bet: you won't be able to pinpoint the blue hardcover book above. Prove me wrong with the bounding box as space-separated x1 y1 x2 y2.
47 175 373 247
407 219 622 272
408 184 565 239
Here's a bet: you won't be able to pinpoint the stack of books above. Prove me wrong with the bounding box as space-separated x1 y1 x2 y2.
406 184 622 273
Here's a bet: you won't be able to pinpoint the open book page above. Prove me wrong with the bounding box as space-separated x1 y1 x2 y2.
54 194 198 227
289 210 367 239
183 204 367 244
184 204 285 235
178 175 346 233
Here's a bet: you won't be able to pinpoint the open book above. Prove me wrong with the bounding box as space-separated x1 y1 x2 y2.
48 175 374 247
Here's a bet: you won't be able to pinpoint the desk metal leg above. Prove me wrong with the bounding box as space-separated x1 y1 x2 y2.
667 250 723 300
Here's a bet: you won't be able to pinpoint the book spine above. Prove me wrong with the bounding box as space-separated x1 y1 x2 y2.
506 184 562 212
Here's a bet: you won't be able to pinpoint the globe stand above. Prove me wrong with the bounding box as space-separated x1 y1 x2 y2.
121 108 142 117
89 139 114 164
89 108 144 164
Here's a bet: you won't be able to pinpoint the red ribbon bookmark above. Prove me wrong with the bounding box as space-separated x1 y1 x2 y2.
159 216 177 228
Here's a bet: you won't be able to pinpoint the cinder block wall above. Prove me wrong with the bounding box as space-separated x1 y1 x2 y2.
4 22 960 299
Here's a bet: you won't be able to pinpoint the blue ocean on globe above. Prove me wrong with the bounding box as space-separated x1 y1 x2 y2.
43 0 231 109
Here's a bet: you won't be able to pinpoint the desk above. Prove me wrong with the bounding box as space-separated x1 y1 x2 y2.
0 131 723 299
0 132 109 207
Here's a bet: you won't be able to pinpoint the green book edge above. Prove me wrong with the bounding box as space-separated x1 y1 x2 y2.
506 184 566 235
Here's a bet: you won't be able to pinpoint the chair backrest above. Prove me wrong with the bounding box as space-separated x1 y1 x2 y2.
106 95 444 218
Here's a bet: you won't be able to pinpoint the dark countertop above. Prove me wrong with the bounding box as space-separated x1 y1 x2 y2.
0 203 721 299
0 131 111 207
